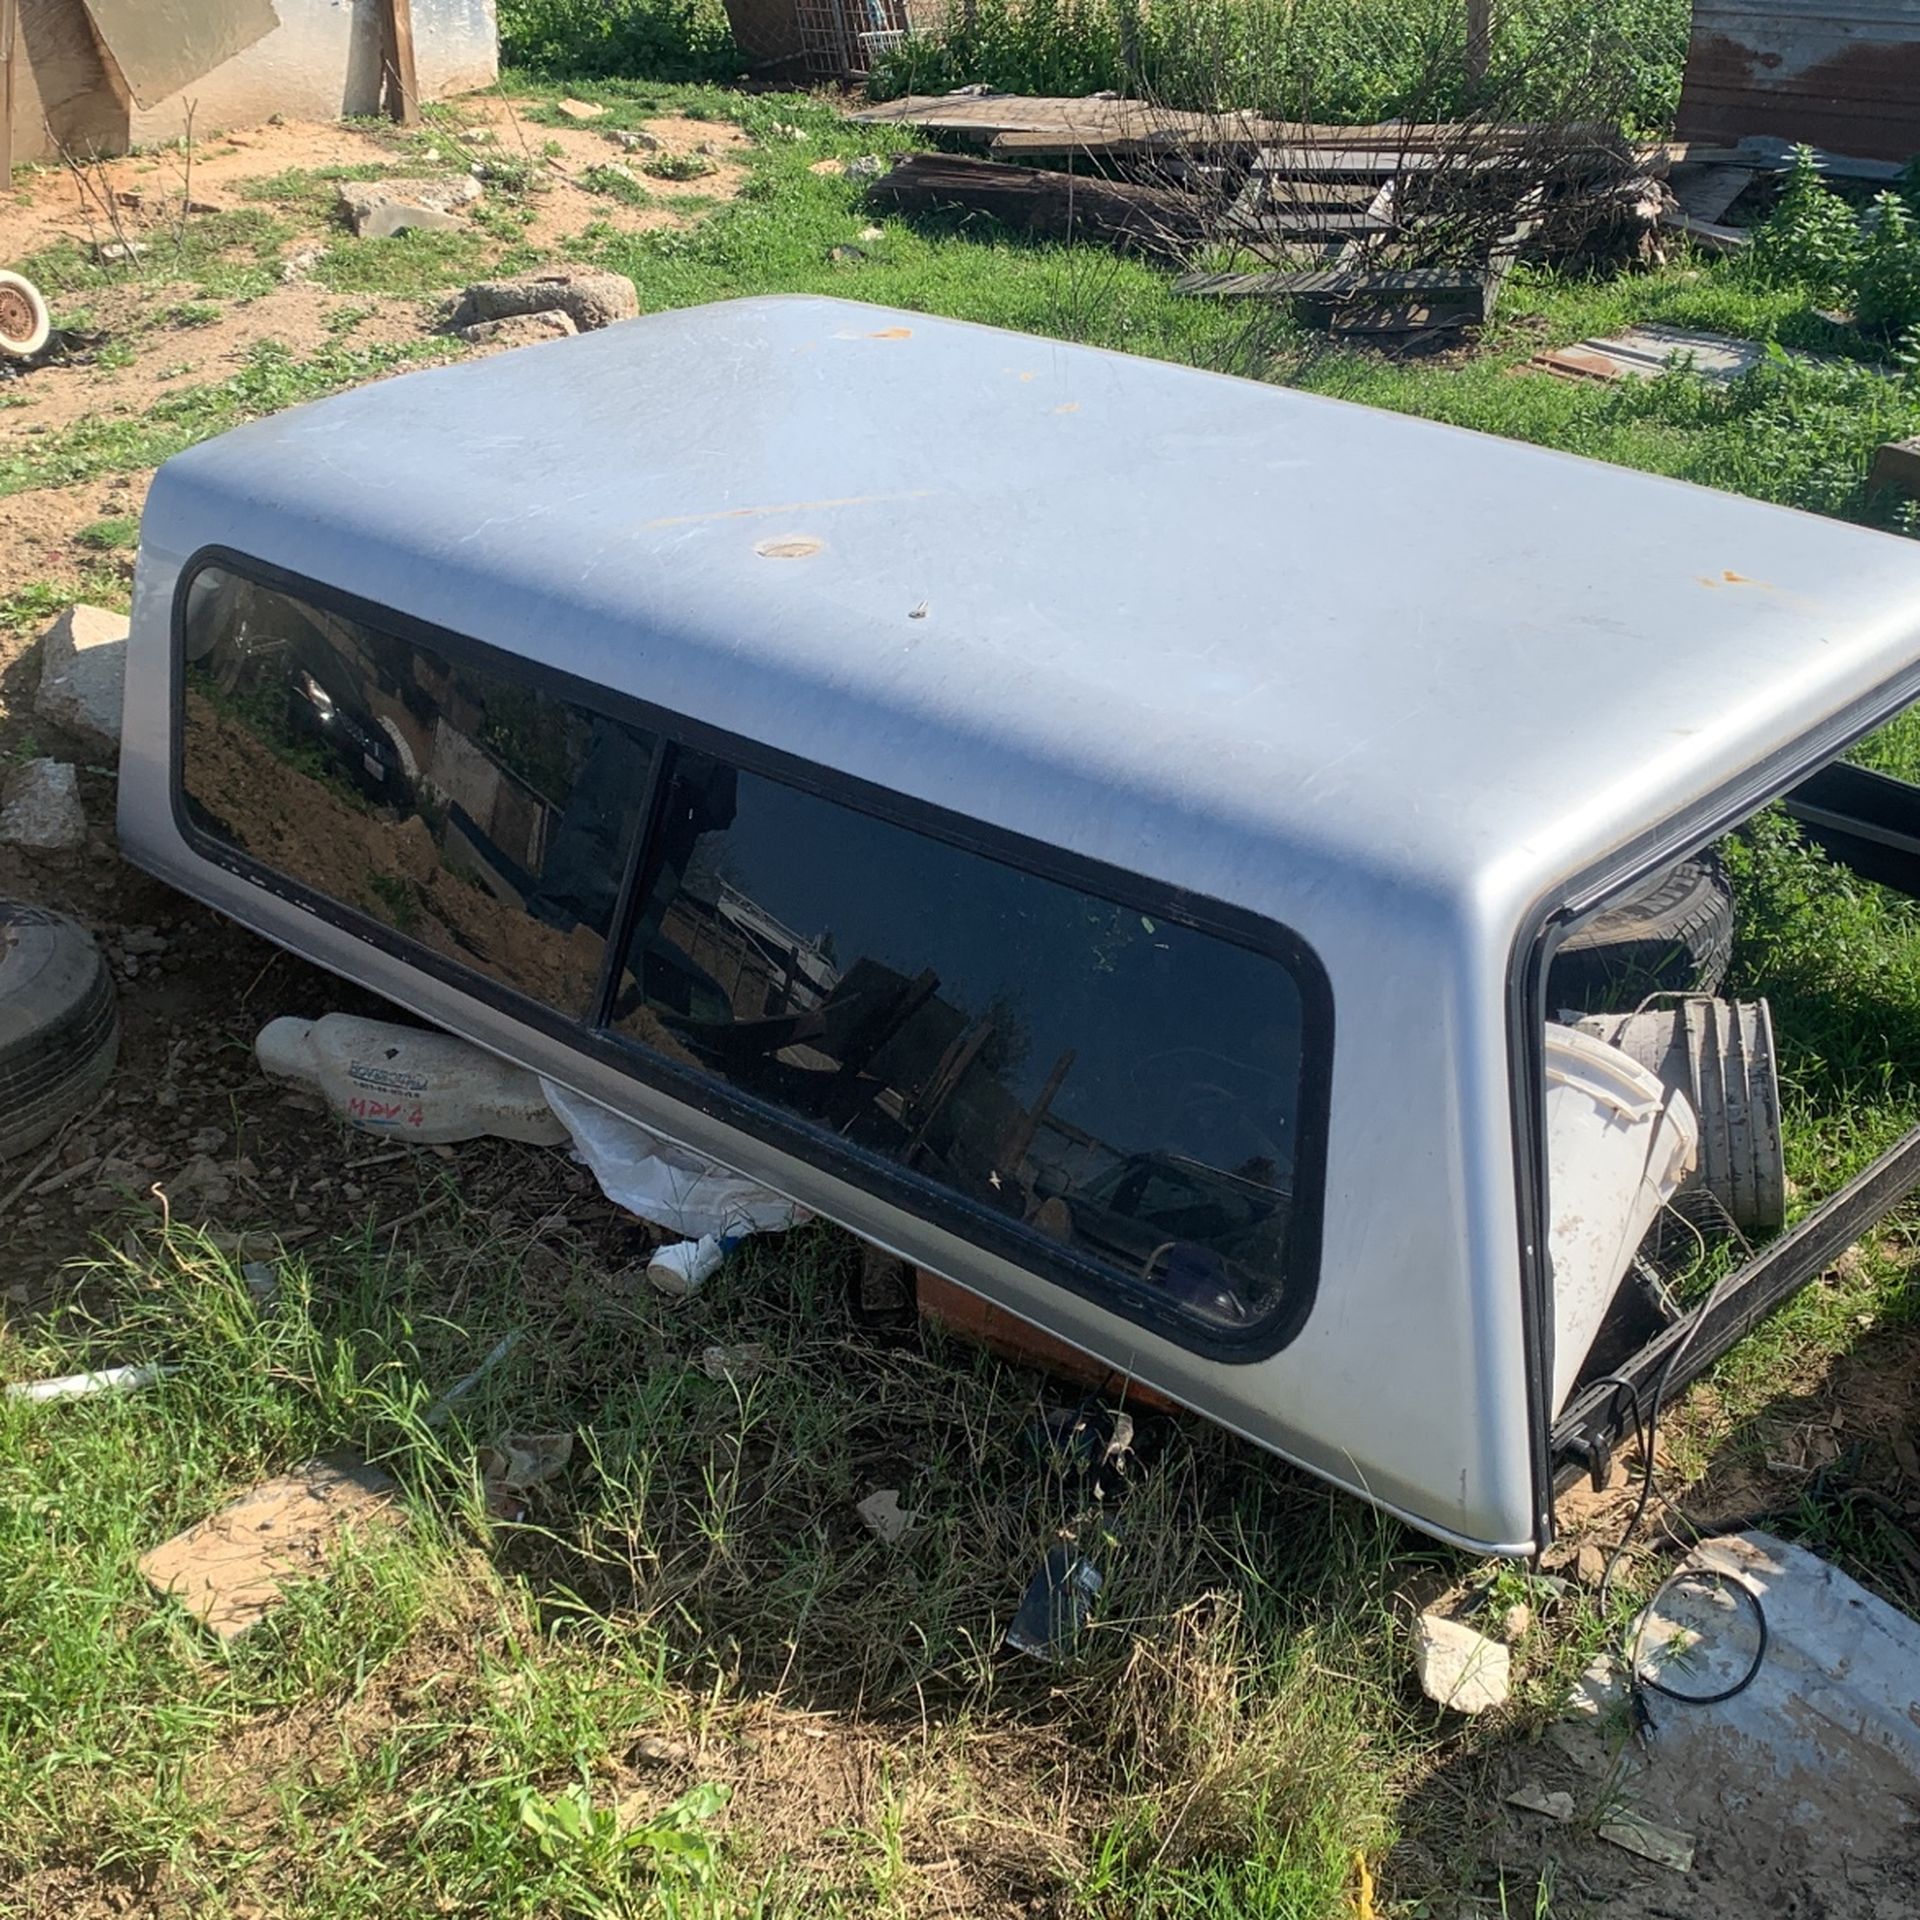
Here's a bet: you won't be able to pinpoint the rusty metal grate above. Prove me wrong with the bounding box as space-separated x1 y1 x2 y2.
794 0 945 80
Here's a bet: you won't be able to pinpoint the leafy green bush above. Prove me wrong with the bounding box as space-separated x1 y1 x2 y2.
869 0 1689 133
1745 146 1863 305
1858 193 1920 337
497 0 739 80
1742 151 1920 338
1599 345 1920 527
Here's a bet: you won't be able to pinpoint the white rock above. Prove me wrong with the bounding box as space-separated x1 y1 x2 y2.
0 759 86 850
35 603 127 747
856 1488 915 1543
1415 1612 1510 1713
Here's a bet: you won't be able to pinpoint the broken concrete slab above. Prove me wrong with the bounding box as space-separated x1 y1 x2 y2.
1530 323 1822 385
0 759 85 851
35 603 128 747
1506 1779 1575 1822
459 310 579 349
452 268 640 333
1545 1533 1920 1913
556 97 605 120
1414 1612 1510 1713
139 1455 400 1640
338 177 478 237
1599 1808 1696 1873
855 1487 916 1543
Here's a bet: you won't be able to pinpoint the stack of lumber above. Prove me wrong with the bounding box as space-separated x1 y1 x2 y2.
855 91 1662 335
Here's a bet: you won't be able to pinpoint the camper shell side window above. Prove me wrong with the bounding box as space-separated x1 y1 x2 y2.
172 557 1336 1358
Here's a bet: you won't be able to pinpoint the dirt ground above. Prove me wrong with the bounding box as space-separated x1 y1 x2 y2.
0 99 747 587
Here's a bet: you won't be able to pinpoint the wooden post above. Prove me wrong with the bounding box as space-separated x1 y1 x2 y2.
1 0 18 190
385 0 421 127
1465 0 1491 92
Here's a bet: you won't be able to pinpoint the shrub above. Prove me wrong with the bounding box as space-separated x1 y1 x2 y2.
1857 192 1920 338
1744 145 1862 304
497 0 739 80
869 0 1689 134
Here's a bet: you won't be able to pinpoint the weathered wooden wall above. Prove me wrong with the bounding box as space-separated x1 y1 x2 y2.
1674 0 1920 162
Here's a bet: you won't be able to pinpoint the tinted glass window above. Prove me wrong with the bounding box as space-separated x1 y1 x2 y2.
179 568 657 1018
611 753 1313 1332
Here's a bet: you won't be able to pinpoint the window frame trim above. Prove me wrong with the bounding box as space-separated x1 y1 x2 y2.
169 546 1335 1363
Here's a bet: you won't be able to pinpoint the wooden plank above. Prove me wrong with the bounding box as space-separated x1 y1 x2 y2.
1676 138 1904 183
1 0 15 190
1659 208 1749 253
1224 207 1400 236
865 152 1204 257
1176 265 1493 299
1869 435 1920 501
1252 145 1554 178
1175 261 1506 327
852 92 1567 151
1466 0 1492 89
384 0 420 128
1668 160 1757 223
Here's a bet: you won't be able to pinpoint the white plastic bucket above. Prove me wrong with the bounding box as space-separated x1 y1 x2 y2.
1545 1024 1700 1412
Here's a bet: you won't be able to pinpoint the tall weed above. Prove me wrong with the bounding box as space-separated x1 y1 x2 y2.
498 0 740 79
872 0 1689 133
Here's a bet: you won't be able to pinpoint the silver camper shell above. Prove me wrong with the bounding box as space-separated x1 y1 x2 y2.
117 295 1920 1557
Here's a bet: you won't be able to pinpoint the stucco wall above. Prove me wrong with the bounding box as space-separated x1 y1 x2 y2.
15 0 498 164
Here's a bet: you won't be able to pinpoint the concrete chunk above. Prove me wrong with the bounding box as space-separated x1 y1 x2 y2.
0 759 86 850
454 268 639 334
460 310 579 349
1415 1612 1510 1713
338 178 477 239
35 603 128 747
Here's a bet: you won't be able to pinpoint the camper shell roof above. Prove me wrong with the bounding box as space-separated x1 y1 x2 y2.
142 294 1920 945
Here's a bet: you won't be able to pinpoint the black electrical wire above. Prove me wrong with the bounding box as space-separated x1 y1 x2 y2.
1630 1562 1771 1707
1584 1243 1771 1722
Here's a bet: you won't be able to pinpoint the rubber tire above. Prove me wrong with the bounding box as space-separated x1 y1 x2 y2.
0 271 52 360
0 901 120 1161
1548 854 1735 1014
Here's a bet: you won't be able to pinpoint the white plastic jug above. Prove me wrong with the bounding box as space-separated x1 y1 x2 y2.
1545 1024 1700 1413
255 1014 568 1146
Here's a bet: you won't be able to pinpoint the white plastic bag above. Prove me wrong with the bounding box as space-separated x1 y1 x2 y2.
540 1079 806 1240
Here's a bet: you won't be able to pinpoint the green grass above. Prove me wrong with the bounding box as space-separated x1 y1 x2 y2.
0 572 131 632
18 206 297 303
0 338 461 497
0 1220 1424 1915
74 514 140 552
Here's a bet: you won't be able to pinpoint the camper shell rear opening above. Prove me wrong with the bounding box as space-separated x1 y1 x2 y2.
115 294 1920 1556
